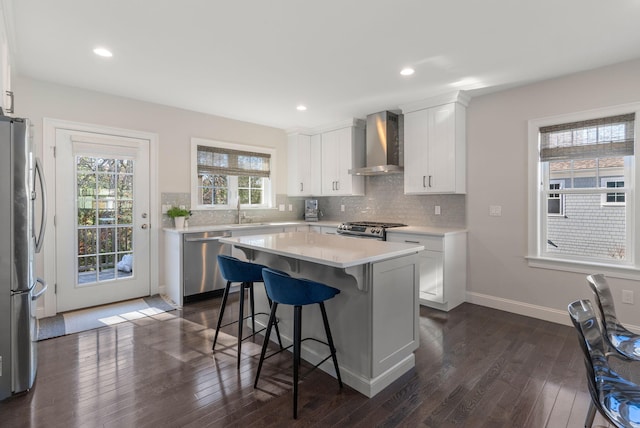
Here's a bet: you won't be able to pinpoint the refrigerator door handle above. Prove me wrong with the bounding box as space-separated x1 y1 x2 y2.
34 157 47 253
32 278 48 300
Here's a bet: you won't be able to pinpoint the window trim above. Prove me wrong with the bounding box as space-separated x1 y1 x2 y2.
191 137 277 210
527 102 640 274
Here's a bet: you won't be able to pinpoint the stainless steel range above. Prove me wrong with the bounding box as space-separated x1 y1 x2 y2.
336 221 407 240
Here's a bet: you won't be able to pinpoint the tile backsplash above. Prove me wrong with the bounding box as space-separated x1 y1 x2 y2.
317 174 466 227
161 174 465 229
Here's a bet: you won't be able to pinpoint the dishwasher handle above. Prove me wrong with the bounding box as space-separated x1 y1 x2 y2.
184 235 231 243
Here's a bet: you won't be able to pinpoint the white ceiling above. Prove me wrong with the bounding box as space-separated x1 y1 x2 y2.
8 0 640 130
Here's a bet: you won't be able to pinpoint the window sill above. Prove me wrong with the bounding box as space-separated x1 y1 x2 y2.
526 256 640 280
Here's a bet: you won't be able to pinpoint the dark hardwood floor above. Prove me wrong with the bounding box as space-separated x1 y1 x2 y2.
1 295 615 427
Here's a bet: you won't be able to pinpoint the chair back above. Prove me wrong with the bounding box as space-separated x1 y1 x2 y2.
587 274 639 360
568 299 640 428
568 300 605 409
261 268 340 306
217 255 266 283
587 274 622 329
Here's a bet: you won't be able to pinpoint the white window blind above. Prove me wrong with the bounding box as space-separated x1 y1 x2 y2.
197 145 271 178
539 113 635 161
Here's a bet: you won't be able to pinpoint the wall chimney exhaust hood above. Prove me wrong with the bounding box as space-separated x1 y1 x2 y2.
349 111 403 176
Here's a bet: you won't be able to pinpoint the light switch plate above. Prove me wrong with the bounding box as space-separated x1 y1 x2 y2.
435 205 441 215
489 205 502 216
622 290 634 304
279 204 285 211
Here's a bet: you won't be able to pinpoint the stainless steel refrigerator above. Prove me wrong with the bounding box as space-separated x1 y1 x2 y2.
0 115 47 401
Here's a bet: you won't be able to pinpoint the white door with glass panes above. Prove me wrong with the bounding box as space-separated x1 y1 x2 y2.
55 129 151 312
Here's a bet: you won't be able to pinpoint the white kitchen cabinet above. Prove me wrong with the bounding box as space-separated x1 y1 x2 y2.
231 227 283 259
283 225 309 232
387 230 467 311
320 122 365 196
402 92 469 195
287 133 320 196
309 225 338 235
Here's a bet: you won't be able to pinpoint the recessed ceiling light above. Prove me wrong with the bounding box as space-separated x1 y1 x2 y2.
93 47 113 58
296 105 307 111
400 67 415 76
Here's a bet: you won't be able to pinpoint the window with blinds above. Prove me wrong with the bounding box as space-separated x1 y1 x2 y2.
192 140 274 208
196 146 271 178
531 110 636 266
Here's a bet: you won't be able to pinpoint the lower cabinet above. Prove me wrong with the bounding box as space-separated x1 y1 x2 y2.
386 231 467 311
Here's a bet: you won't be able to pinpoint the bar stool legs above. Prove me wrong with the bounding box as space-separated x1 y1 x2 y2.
319 302 343 388
254 301 343 419
212 279 283 369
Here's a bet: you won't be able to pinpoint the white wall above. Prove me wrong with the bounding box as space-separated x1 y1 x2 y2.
15 76 287 308
467 58 640 326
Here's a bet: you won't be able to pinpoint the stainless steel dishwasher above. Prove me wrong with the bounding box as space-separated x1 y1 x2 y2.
183 230 232 302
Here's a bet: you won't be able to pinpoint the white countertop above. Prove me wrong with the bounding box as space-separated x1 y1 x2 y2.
163 220 339 234
163 221 465 237
219 231 424 268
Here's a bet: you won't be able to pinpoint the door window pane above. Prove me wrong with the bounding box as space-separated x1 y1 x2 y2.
76 155 135 284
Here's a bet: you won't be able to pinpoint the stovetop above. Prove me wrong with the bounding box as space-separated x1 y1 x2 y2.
342 221 407 228
336 221 407 239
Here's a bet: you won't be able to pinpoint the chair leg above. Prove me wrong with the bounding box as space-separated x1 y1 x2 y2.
249 282 256 336
585 401 596 428
293 305 302 419
267 297 284 349
319 302 343 388
254 302 278 388
212 281 232 351
237 282 246 369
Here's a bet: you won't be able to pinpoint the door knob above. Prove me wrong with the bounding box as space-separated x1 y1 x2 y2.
142 213 148 218
141 224 149 229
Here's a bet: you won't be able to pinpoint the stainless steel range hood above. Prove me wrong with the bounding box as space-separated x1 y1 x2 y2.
349 111 403 176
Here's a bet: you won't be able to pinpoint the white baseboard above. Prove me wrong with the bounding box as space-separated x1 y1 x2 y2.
466 291 573 327
466 291 640 334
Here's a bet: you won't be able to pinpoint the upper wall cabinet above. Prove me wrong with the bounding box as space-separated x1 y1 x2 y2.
401 92 469 195
286 119 365 197
287 133 320 196
320 120 365 196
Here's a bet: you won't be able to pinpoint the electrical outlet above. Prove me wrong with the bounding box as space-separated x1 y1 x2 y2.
288 204 293 211
622 290 634 304
341 205 345 212
279 204 285 211
179 205 186 210
435 205 441 215
161 204 170 214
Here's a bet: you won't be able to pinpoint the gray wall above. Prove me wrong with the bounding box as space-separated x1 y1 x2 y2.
467 57 640 326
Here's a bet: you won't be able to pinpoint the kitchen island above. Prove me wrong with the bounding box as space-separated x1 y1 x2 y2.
219 231 423 398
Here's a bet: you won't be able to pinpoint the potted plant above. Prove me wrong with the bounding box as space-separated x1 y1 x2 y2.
166 206 191 229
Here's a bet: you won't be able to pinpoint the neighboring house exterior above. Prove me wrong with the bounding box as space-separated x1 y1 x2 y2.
547 158 626 260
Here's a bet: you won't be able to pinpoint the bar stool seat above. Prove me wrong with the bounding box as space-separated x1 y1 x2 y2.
254 267 343 419
213 255 282 369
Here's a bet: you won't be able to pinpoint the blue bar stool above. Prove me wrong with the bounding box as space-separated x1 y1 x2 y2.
254 267 343 419
213 255 283 369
